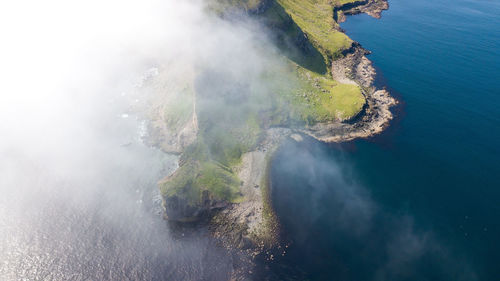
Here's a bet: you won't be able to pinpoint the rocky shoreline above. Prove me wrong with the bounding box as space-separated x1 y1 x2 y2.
137 0 395 279
205 8 395 278
220 0 395 261
301 43 397 143
335 0 389 23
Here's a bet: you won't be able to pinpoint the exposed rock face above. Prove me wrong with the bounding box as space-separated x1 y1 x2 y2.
337 44 377 88
162 190 229 222
335 0 389 23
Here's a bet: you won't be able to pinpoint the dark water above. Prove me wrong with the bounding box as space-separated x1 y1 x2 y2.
270 0 500 280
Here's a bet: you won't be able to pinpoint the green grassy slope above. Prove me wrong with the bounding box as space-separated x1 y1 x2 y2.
276 0 352 64
160 0 366 215
262 0 364 122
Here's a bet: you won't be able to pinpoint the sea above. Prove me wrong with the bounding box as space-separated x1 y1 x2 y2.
269 0 500 280
1 0 499 280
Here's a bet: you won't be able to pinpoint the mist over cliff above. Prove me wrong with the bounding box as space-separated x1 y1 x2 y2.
0 0 282 279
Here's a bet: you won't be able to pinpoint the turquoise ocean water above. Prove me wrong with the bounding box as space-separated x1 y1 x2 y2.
269 0 500 280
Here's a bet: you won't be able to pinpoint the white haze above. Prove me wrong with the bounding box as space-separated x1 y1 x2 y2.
0 0 276 279
0 0 198 167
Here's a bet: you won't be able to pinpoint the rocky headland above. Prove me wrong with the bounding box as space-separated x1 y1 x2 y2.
135 0 395 279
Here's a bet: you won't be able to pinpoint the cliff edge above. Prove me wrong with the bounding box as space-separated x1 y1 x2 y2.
136 0 394 279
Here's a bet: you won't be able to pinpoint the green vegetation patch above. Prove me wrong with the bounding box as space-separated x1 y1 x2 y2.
335 0 364 5
255 0 365 123
163 85 194 132
260 0 327 74
292 66 365 122
206 0 264 14
160 0 368 222
259 60 365 124
276 0 353 65
162 77 265 204
160 159 243 205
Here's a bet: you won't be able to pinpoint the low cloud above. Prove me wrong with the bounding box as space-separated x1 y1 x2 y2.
0 0 283 279
271 139 477 280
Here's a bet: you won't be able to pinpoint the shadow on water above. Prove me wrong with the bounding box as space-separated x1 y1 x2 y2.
263 137 477 281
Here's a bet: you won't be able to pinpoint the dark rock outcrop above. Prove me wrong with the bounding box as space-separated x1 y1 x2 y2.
335 0 389 23
163 190 229 222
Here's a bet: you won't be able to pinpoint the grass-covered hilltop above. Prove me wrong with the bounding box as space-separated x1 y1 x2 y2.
137 0 395 270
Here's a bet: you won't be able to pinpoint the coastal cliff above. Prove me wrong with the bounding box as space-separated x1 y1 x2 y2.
137 0 394 279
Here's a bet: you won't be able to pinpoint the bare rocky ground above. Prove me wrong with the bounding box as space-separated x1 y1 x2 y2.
336 0 390 23
207 128 291 280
